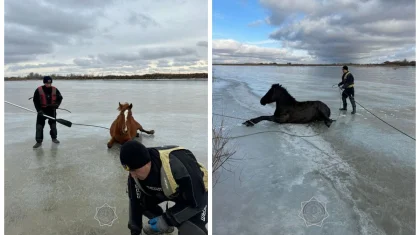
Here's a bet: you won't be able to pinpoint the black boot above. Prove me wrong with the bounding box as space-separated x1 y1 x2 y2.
50 122 59 143
35 124 44 148
350 97 356 114
33 142 42 148
339 97 347 111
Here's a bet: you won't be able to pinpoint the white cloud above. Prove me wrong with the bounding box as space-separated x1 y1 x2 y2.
248 20 264 27
212 39 314 64
5 0 208 77
256 0 416 63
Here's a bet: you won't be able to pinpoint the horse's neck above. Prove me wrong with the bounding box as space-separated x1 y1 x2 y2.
275 96 297 107
116 117 124 129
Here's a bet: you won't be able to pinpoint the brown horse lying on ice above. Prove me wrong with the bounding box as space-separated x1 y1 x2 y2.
107 102 154 148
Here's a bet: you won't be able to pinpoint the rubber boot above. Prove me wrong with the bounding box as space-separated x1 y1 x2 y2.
350 97 356 114
33 142 42 148
35 124 44 148
339 97 347 111
50 122 60 143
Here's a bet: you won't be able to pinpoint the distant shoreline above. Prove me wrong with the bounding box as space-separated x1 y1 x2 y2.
212 63 415 67
4 73 208 81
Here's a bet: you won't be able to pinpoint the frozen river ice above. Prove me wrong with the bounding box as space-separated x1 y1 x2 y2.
4 79 208 235
212 65 415 235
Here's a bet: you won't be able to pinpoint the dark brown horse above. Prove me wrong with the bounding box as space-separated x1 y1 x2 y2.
243 84 334 127
107 102 155 148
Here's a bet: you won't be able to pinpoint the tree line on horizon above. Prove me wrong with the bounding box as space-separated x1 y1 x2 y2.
4 72 208 81
213 59 416 66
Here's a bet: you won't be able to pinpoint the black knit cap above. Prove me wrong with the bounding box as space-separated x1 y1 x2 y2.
43 76 52 84
120 140 151 171
342 65 348 70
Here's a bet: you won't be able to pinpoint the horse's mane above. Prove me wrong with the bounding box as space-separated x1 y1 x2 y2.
276 86 297 104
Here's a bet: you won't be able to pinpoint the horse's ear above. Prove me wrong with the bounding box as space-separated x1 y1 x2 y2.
272 83 280 87
129 103 133 109
119 102 122 107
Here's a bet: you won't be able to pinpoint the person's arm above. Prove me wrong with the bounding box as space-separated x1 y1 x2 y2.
162 152 206 226
162 179 202 226
33 89 41 112
55 89 63 107
127 175 145 235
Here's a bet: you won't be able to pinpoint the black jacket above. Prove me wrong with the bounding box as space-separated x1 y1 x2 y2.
338 71 354 89
127 146 207 226
33 86 63 112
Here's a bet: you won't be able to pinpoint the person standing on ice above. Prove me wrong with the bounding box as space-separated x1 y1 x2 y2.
338 65 356 114
32 76 63 148
119 140 208 235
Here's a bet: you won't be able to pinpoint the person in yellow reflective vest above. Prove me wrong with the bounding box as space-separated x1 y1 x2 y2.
120 140 208 235
338 65 356 114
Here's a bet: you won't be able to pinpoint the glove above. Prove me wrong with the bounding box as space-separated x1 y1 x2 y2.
37 110 43 116
142 215 174 235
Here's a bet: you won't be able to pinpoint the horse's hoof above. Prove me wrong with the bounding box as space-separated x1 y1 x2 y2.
242 120 254 127
149 130 155 135
107 143 112 148
136 133 140 137
325 120 333 128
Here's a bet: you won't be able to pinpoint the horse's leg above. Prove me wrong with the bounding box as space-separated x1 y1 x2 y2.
317 103 334 128
135 121 155 135
139 126 155 135
242 115 278 127
107 137 115 148
107 121 117 148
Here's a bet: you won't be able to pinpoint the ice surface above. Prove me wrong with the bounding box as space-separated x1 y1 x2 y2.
212 66 415 235
4 79 208 234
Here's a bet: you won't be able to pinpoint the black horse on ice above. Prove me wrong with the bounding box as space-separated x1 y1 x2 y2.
243 84 334 127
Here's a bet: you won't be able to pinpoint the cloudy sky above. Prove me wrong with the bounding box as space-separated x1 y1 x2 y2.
5 0 208 77
213 0 416 64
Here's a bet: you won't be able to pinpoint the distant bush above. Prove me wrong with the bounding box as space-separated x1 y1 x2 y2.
383 59 415 66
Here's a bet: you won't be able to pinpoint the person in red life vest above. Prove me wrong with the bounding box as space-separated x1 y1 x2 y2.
32 76 63 148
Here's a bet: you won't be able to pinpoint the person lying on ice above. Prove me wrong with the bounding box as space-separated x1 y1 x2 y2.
120 140 208 235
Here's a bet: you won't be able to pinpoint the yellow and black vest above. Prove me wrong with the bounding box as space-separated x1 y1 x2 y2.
343 72 354 88
134 146 208 199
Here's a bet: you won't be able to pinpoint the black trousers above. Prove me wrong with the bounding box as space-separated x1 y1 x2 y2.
341 87 356 108
35 109 57 142
127 176 208 235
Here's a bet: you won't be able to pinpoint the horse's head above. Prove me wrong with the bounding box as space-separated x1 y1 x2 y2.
260 83 296 106
116 102 133 135
260 84 281 105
